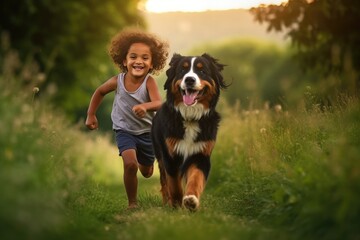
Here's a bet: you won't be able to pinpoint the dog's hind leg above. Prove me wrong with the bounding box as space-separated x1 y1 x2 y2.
158 159 183 207
166 172 183 208
158 159 170 205
183 164 206 211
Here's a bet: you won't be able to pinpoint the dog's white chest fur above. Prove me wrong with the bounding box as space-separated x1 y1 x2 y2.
175 103 209 121
173 121 206 159
173 103 209 159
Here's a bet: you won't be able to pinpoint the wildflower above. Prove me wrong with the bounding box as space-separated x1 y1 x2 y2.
264 101 270 110
37 73 46 82
274 104 282 113
33 87 40 94
260 128 267 134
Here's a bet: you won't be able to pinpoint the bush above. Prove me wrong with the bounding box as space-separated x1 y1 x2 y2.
209 97 360 239
0 46 122 239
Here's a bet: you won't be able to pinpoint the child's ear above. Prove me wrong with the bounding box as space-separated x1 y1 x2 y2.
123 60 127 67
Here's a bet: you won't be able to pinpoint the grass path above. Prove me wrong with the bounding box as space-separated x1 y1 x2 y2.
3 87 359 239
68 165 292 240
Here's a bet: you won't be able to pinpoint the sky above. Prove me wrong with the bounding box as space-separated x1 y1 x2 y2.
144 0 286 13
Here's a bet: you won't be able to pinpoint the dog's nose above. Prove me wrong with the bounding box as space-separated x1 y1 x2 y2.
184 77 196 86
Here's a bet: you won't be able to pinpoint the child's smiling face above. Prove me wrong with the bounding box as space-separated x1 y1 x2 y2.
123 42 153 79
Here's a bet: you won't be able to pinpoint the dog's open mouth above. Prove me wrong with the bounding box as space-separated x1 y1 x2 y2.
181 88 204 106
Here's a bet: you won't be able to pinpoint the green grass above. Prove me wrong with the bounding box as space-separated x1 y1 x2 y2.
1 70 360 240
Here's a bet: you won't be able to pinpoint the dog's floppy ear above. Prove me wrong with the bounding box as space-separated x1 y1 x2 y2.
201 53 228 89
164 53 182 90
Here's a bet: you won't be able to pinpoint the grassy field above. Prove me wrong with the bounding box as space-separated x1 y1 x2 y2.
1 75 360 240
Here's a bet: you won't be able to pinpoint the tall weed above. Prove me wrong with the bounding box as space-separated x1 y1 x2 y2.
210 97 360 239
0 45 121 239
1 39 359 239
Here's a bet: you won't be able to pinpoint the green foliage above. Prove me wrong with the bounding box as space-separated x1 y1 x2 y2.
250 0 360 92
0 52 122 239
209 97 360 239
1 42 359 239
190 39 317 108
0 0 145 119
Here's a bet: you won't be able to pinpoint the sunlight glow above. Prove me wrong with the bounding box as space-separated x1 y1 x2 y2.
145 0 286 13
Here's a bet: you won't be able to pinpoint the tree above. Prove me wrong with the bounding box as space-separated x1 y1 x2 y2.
250 0 360 93
0 0 146 118
190 39 315 109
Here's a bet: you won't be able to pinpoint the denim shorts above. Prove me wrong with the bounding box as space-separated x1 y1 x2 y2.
115 130 155 166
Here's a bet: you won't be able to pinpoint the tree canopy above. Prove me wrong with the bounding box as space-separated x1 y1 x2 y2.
0 0 145 117
250 0 360 92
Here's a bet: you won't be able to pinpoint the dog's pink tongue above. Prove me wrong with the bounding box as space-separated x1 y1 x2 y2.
183 91 198 106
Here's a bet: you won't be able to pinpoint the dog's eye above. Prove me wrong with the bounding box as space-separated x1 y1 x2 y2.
199 69 206 75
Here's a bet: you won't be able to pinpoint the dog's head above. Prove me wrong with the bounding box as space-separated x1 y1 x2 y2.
164 53 227 117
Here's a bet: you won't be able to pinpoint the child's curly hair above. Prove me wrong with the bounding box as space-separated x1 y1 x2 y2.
108 28 169 75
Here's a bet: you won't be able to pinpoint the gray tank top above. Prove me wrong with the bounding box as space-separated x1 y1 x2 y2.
111 73 154 135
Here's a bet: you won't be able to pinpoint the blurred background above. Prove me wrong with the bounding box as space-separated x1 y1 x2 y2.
1 0 358 131
1 1 359 239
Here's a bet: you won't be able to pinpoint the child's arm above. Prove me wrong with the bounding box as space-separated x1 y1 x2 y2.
85 76 117 130
132 76 162 118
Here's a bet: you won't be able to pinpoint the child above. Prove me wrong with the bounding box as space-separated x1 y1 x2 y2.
85 28 169 209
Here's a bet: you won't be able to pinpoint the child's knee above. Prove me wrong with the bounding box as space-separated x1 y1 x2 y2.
124 161 138 174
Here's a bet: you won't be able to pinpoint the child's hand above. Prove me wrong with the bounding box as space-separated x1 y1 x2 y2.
85 115 99 130
132 105 147 118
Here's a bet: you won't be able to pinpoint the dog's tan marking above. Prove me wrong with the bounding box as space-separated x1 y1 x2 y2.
183 61 189 68
158 159 170 204
183 165 206 211
171 79 183 106
198 79 217 109
166 172 183 207
202 140 215 156
165 137 179 157
196 62 203 69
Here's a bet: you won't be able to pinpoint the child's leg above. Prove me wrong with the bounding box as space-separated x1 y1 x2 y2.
136 133 155 178
121 149 139 208
139 164 154 178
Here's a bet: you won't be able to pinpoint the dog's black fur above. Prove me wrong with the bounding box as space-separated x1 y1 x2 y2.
151 53 227 211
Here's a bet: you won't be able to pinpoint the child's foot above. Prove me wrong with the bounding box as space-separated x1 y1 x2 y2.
127 202 138 210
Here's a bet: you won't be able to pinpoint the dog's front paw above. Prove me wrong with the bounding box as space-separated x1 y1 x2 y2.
183 195 199 211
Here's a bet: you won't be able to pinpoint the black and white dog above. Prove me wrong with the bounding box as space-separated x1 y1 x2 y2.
151 53 227 211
